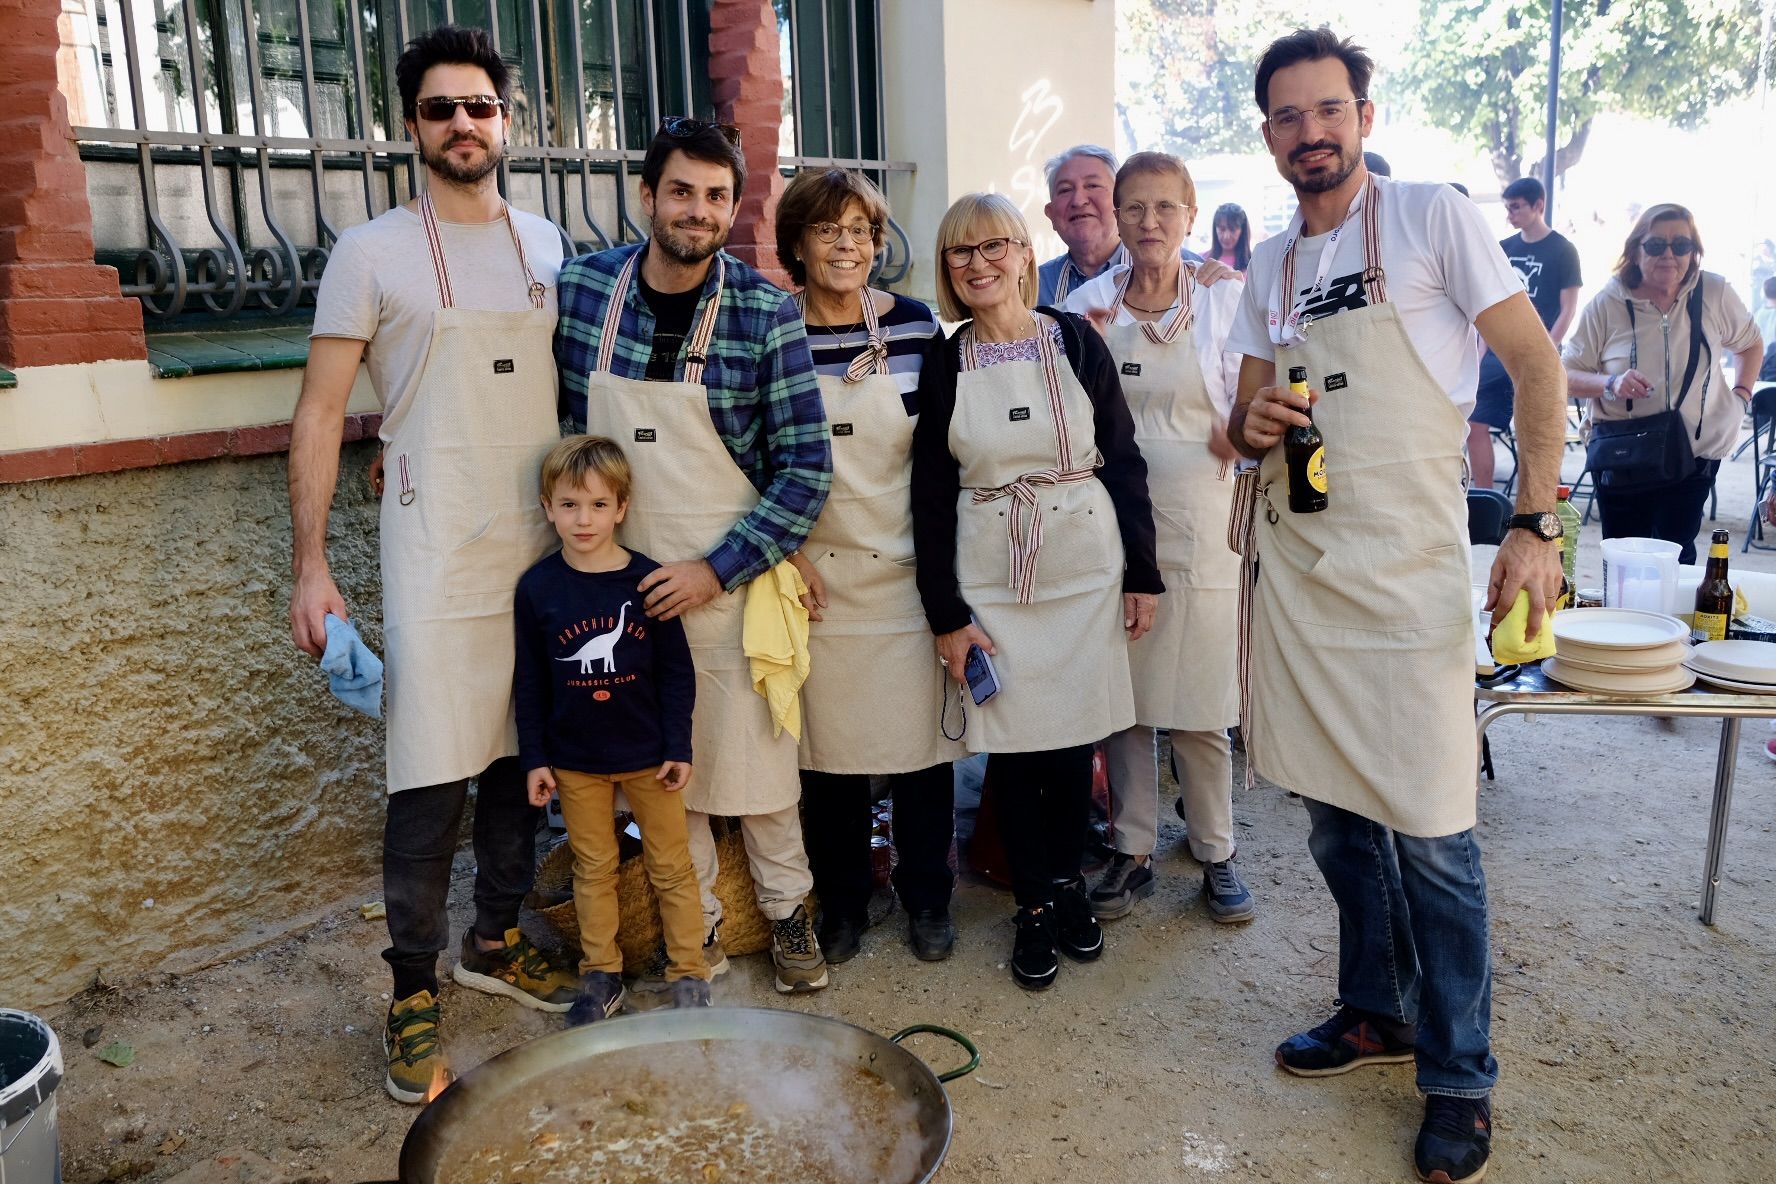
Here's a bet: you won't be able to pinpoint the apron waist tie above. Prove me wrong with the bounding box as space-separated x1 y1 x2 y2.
1233 479 1276 791
972 467 1098 604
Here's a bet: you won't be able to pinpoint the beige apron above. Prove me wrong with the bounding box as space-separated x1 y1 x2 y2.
1104 268 1238 731
950 319 1135 753
381 196 559 792
795 293 963 774
578 250 800 815
1246 186 1477 836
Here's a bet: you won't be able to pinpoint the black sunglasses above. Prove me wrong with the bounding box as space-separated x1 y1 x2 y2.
415 95 505 121
1641 236 1695 258
659 116 742 147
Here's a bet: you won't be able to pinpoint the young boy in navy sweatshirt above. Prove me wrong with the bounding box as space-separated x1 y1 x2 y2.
513 435 705 1022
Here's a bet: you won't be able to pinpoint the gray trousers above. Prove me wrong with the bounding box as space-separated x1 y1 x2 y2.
1105 724 1235 863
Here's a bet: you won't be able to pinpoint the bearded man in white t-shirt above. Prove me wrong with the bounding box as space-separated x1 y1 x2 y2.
1225 28 1566 1184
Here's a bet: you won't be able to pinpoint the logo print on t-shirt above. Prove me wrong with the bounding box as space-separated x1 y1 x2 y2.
1298 271 1371 325
1509 255 1544 299
556 602 630 674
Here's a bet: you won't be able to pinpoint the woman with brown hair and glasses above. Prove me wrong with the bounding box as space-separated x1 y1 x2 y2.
772 168 963 966
910 192 1160 991
1564 203 1765 564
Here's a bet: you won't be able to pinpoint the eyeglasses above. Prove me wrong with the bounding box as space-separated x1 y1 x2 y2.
1115 201 1194 225
1266 98 1367 139
810 221 879 245
1641 236 1695 258
416 95 505 121
658 115 742 147
942 237 1023 269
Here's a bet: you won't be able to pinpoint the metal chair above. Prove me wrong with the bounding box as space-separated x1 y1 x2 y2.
1468 489 1514 781
1488 425 1518 496
1743 386 1776 552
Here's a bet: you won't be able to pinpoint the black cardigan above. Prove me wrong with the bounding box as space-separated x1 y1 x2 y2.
910 307 1162 635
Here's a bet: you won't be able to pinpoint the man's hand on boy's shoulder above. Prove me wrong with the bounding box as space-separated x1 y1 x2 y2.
656 761 691 792
639 559 722 621
526 766 558 807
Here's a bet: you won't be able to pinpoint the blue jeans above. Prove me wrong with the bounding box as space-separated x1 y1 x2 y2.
1303 797 1497 1098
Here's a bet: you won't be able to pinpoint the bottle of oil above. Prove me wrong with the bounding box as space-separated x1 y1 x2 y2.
1692 528 1733 643
1284 365 1327 513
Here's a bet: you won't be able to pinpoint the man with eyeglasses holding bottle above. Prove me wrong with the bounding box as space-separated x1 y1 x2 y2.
554 118 834 997
1226 27 1565 1183
289 25 578 1103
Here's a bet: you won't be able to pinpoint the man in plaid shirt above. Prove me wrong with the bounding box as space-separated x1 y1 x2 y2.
552 117 835 996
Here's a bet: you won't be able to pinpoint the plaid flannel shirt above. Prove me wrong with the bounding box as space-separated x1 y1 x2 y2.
554 243 831 590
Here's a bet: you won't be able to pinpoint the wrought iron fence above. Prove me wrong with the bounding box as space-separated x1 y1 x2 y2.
64 0 913 321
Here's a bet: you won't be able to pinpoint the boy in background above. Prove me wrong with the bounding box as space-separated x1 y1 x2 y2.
514 436 707 1022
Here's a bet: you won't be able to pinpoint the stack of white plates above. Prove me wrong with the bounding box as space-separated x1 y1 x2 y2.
1545 608 1696 694
1685 640 1776 693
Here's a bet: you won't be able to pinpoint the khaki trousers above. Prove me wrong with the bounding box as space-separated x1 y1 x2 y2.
554 767 709 982
1106 725 1235 864
686 805 815 926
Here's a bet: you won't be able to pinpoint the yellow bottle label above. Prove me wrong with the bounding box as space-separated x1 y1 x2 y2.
1306 447 1327 492
1710 542 1730 560
1692 612 1729 642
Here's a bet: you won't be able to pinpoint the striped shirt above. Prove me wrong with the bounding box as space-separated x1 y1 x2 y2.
804 292 940 414
554 243 832 590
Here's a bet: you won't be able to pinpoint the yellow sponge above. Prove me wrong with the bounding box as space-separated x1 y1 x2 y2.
1490 588 1557 664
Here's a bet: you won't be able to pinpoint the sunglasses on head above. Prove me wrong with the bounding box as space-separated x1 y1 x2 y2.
1641 236 1695 257
659 116 742 147
415 95 505 121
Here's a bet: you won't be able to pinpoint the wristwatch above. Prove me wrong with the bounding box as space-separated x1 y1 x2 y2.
1507 511 1563 541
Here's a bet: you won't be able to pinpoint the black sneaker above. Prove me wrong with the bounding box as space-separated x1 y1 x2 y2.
1089 853 1155 919
668 976 712 1009
1414 1093 1492 1183
1053 879 1104 961
908 909 955 961
1010 905 1059 990
817 912 864 965
566 970 626 1026
1275 1005 1416 1077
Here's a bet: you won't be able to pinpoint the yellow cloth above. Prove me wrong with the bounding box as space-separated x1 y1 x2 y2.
1735 584 1750 618
743 560 811 740
1490 588 1558 664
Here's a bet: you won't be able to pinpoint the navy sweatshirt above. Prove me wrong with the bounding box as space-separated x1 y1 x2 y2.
513 549 695 774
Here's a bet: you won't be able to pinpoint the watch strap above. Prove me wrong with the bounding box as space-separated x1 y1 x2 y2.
1507 512 1560 539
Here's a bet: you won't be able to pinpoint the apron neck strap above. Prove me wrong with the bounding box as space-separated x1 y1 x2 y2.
795 288 890 384
1109 264 1196 345
597 249 727 385
1272 176 1387 345
960 317 1079 472
419 193 546 311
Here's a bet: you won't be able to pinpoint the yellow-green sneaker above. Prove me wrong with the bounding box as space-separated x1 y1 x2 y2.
450 927 577 1012
384 990 448 1104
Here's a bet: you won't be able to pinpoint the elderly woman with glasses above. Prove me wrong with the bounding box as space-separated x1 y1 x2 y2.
772 169 963 967
1564 203 1765 564
1061 151 1253 927
910 191 1160 991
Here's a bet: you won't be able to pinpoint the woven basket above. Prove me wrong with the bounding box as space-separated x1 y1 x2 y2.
529 816 779 968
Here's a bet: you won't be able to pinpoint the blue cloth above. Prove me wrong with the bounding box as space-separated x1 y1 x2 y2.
1303 796 1497 1098
322 614 383 719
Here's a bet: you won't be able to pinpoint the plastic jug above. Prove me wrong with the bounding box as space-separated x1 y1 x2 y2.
1600 537 1681 614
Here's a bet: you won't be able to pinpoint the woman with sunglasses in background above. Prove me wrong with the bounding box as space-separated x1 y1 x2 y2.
910 192 1160 991
1564 203 1765 563
772 169 964 967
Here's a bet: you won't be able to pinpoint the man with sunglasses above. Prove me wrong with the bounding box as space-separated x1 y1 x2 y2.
289 25 578 1103
1226 27 1566 1184
554 117 835 996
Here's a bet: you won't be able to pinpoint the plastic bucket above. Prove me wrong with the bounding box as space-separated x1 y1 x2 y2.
0 1011 63 1184
1600 537 1681 614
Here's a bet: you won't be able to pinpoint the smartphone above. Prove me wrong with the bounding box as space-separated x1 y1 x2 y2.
964 644 1001 705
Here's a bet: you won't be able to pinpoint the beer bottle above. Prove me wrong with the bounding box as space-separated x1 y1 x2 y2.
1284 365 1328 513
1692 528 1733 643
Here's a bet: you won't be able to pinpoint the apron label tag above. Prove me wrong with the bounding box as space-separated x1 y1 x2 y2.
832 423 854 436
634 428 657 442
1121 362 1143 376
1323 372 1348 392
1009 407 1031 422
493 359 515 374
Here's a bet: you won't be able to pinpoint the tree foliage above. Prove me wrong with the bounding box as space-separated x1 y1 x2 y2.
1118 0 1299 159
1392 0 1763 189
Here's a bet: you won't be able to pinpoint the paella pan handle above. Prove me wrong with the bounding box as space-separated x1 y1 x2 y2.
889 1024 980 1083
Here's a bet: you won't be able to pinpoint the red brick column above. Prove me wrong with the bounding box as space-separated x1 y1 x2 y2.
0 0 145 368
708 0 791 290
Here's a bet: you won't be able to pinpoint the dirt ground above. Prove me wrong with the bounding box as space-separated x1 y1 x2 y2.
38 449 1776 1183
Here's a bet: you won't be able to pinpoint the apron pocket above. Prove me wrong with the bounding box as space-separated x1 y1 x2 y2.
810 549 925 629
1287 541 1471 632
445 508 551 599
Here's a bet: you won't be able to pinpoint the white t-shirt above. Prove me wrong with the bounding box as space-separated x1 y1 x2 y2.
1063 264 1244 419
1228 177 1523 414
311 205 567 438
